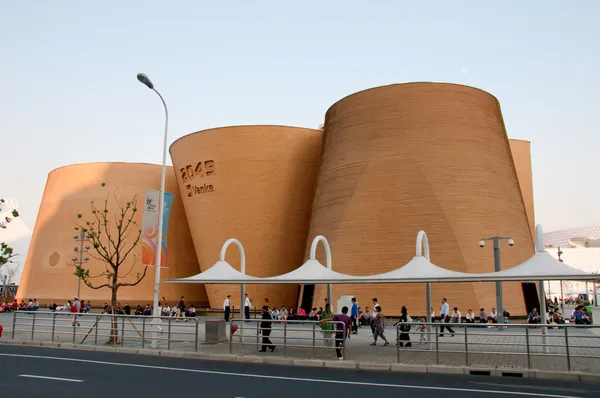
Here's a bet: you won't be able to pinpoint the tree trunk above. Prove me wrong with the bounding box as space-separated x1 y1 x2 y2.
107 286 118 345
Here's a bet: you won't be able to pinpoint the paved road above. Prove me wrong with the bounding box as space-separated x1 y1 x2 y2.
0 346 599 398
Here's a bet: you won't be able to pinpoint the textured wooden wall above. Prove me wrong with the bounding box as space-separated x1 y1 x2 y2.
509 139 535 244
169 126 323 310
307 83 535 316
17 162 208 307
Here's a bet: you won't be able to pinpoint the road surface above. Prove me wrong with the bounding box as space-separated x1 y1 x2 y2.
0 345 598 397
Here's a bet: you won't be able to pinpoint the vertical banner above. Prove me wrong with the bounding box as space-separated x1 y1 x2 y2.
141 189 174 268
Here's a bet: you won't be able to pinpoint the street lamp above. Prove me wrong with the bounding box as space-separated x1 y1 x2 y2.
479 236 514 324
73 230 90 298
137 73 169 346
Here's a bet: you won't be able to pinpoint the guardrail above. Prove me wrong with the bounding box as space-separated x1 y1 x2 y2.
394 321 600 372
10 311 200 351
230 318 348 359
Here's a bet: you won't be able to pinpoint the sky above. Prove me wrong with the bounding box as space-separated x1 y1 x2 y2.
1 1 599 276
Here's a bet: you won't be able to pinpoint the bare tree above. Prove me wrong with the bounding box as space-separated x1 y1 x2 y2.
74 183 147 344
0 198 20 267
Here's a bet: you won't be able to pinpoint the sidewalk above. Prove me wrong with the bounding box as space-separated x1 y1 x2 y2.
2 312 600 375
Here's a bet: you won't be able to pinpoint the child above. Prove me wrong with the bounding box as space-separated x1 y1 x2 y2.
417 316 427 343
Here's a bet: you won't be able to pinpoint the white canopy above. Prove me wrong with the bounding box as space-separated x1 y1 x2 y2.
259 259 360 284
166 226 598 286
166 260 260 284
363 255 478 283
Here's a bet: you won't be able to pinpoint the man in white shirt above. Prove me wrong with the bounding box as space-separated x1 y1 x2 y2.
439 298 455 337
244 293 251 320
224 295 231 322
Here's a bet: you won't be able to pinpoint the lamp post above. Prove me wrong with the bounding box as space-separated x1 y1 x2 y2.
72 230 90 298
137 73 169 347
558 247 564 311
479 236 515 325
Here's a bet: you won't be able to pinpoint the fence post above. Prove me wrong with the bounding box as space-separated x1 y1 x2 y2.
435 324 440 365
312 322 316 359
142 317 146 349
11 312 16 339
342 324 346 360
31 312 36 341
229 320 233 354
167 317 172 350
121 316 125 346
564 327 571 372
396 324 400 363
464 325 469 367
51 313 56 343
94 315 99 345
194 319 199 352
283 321 287 357
72 315 77 344
256 321 260 355
525 327 531 369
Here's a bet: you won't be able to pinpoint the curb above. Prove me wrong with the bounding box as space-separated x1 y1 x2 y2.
1 339 598 382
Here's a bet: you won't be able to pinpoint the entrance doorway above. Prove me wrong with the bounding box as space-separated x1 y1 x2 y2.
300 284 315 311
522 282 540 313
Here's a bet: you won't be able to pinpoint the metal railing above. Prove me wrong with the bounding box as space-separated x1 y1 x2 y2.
230 318 348 359
10 311 201 351
394 321 600 372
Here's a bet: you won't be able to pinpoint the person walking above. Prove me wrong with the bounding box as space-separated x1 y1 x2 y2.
223 295 231 322
350 297 358 334
394 306 412 347
322 306 352 360
258 305 275 352
439 298 455 337
320 303 335 347
244 293 251 320
70 298 80 327
371 305 389 346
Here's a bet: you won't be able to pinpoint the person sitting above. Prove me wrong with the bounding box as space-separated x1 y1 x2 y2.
143 304 152 316
451 307 461 323
465 309 475 324
188 304 196 317
528 308 541 324
135 305 144 316
479 308 487 325
488 307 498 324
297 307 307 319
308 308 318 321
574 307 591 325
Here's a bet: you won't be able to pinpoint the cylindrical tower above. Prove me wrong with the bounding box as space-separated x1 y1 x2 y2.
509 139 535 244
17 162 207 307
169 125 323 310
308 83 535 316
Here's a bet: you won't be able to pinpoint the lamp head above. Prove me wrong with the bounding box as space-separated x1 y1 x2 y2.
72 257 78 262
74 247 79 252
479 240 485 248
137 73 154 89
508 239 515 247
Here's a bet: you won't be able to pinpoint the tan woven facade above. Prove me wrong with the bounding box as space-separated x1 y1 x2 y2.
308 83 535 316
17 162 208 307
169 126 323 310
509 139 535 244
18 83 538 316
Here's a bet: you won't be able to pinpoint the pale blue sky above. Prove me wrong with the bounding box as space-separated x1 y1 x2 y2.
1 1 599 249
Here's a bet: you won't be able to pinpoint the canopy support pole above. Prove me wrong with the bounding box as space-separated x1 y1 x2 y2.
539 279 548 354
220 239 246 339
310 236 333 311
417 231 433 348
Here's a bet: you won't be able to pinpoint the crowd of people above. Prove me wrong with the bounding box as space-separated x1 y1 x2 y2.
1 298 40 312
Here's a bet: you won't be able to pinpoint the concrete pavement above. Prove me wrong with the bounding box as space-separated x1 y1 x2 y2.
3 307 600 374
1 345 599 398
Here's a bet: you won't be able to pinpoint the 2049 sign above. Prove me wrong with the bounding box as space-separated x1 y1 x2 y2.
180 160 216 181
180 160 216 198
